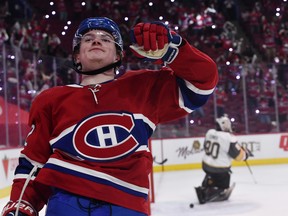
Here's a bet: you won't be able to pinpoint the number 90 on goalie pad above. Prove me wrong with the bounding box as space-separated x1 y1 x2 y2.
129 21 182 65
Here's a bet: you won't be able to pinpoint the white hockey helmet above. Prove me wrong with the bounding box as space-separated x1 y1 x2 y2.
216 116 232 132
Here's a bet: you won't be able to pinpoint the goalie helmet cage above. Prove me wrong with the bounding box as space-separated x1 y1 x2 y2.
148 138 155 215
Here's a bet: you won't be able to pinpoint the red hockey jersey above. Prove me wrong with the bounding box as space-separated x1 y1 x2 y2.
10 41 218 214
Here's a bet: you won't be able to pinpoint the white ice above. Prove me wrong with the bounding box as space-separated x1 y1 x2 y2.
1 164 288 216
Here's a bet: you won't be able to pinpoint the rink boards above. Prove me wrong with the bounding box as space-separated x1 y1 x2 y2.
151 132 288 172
1 132 288 198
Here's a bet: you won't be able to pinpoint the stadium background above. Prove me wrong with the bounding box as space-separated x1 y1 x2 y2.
0 0 288 146
1 1 288 215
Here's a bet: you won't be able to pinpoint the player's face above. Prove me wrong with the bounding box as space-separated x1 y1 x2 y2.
75 30 119 71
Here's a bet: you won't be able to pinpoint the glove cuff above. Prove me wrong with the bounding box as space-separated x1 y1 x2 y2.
162 46 179 65
170 33 182 47
1 200 38 216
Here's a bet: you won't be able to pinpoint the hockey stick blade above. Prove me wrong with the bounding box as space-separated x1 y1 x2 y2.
153 157 168 165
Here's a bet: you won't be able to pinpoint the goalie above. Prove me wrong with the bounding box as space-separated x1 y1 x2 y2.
195 115 253 204
2 17 218 216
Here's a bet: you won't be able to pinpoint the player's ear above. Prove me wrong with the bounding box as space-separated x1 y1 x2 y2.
114 49 123 62
73 53 80 64
72 52 82 70
115 55 120 62
114 52 121 62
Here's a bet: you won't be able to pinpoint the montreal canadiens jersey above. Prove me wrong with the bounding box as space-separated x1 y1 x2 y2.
10 41 218 214
202 129 242 173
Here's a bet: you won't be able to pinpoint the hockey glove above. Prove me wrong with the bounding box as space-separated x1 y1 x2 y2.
129 21 182 65
242 147 254 161
1 200 38 216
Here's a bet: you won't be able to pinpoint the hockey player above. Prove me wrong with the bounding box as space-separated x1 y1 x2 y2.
1 17 218 216
195 115 252 204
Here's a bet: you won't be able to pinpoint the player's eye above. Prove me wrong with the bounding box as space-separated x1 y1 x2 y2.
82 35 94 42
100 36 113 43
81 34 114 44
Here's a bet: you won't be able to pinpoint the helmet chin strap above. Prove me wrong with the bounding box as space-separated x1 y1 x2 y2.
74 60 122 75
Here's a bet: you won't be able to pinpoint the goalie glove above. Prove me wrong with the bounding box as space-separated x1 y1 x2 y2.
242 147 254 161
129 21 182 65
1 200 38 216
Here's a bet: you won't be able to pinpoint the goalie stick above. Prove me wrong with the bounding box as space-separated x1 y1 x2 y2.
245 160 257 184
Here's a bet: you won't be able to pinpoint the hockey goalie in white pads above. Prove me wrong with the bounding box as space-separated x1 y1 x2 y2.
195 115 253 204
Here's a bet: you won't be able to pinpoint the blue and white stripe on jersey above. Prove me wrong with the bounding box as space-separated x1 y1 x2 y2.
177 77 215 113
44 158 149 198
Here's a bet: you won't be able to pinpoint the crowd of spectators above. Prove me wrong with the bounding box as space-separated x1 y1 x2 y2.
0 0 288 136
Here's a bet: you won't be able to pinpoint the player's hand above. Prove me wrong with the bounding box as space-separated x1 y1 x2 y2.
242 147 253 161
1 200 37 216
129 21 182 65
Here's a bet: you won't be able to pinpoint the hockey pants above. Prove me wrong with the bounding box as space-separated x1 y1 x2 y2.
45 189 147 216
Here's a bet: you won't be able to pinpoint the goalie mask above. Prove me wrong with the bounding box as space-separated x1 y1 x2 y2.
72 17 123 75
216 116 232 132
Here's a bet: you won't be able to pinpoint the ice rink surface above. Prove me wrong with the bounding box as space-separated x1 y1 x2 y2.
151 164 288 216
1 164 288 216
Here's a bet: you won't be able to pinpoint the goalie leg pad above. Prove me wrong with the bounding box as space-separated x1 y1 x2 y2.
197 183 236 204
214 182 236 202
195 187 206 204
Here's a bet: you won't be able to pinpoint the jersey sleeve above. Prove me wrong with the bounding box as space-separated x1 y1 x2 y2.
168 39 218 111
145 40 218 123
227 135 243 160
10 90 54 212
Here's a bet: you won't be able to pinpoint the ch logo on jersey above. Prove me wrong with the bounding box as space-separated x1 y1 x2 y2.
73 113 139 161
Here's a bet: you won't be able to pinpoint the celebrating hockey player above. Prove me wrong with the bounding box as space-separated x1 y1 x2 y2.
1 17 218 216
195 115 253 204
